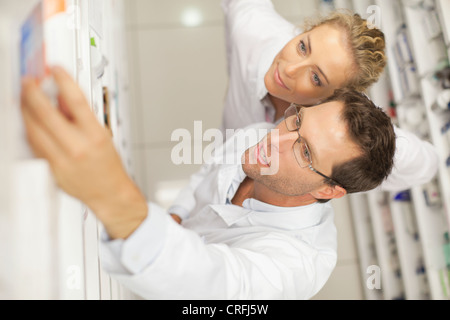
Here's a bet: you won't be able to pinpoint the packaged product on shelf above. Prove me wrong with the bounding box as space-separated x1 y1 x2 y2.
393 191 419 239
433 90 450 111
422 179 442 207
422 7 442 40
395 25 414 67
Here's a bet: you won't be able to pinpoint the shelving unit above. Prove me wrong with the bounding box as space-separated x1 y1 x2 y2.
366 191 405 299
1 0 136 300
336 0 450 300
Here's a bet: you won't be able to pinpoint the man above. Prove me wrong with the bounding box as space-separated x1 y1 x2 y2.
21 67 395 299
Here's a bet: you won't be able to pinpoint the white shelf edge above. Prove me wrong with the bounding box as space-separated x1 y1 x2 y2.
366 190 405 299
349 193 384 300
389 191 430 299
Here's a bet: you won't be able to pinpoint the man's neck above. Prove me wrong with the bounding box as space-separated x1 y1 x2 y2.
232 177 318 208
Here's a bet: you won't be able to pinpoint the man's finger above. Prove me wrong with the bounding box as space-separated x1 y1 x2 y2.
51 66 98 128
21 77 81 152
21 97 65 164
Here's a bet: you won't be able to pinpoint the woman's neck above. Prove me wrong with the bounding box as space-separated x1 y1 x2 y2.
268 94 291 122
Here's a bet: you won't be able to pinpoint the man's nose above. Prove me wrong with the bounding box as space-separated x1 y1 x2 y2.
269 128 299 153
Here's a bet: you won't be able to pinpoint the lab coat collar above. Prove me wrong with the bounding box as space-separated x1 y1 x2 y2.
212 161 328 230
209 199 327 230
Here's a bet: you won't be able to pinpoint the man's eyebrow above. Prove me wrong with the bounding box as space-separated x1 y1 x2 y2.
308 34 330 85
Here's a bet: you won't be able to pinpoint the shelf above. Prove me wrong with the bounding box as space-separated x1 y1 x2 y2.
375 0 406 103
436 0 450 46
402 4 448 77
420 77 450 228
366 191 405 299
389 190 432 299
364 0 450 300
349 193 384 300
410 184 448 300
2 0 135 300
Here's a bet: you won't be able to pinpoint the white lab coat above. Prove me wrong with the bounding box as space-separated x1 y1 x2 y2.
221 0 439 191
100 125 337 300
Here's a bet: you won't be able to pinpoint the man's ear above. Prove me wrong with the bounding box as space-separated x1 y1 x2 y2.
310 185 347 200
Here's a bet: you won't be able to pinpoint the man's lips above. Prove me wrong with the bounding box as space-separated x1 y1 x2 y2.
255 141 270 167
274 67 288 90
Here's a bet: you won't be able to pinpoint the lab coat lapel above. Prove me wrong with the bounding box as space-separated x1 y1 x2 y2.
213 163 250 226
216 163 239 204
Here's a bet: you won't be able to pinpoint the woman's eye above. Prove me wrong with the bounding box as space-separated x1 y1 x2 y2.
312 73 322 87
298 40 307 55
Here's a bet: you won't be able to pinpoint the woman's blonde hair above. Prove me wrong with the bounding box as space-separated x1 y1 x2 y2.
303 10 386 92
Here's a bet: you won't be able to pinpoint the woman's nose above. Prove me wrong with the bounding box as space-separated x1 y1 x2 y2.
284 61 306 78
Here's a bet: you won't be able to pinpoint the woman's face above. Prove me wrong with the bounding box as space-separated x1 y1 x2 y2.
265 24 355 106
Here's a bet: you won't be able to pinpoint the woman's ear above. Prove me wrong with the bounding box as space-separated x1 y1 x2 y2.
311 184 347 200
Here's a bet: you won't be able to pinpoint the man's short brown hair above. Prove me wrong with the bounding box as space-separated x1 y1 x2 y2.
320 88 396 195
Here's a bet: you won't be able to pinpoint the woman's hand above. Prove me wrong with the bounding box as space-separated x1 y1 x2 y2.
21 67 147 239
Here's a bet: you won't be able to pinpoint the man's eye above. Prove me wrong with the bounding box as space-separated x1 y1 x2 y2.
303 147 311 162
301 143 311 162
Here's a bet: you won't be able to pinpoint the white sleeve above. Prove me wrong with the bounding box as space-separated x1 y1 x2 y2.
380 125 439 192
221 0 296 74
99 202 169 275
100 202 336 300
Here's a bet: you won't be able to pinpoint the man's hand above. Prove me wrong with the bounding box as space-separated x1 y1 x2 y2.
21 66 147 239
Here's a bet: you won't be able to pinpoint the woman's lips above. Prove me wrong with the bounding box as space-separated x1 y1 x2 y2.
274 67 288 90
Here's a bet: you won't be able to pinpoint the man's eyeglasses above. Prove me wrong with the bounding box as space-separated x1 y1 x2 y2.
284 104 343 188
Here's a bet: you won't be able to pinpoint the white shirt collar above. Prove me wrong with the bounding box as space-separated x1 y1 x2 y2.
212 155 328 229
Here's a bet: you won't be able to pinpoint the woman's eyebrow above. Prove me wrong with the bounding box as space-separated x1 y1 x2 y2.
308 34 330 85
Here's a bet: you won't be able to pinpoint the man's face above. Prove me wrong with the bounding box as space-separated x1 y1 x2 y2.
242 101 361 198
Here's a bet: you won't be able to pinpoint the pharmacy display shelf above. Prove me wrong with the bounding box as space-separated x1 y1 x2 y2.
339 0 450 299
401 0 450 230
375 0 450 300
420 77 450 228
388 190 430 299
349 193 384 300
366 191 405 299
402 4 448 78
436 0 450 46
410 183 449 300
2 0 135 300
374 0 406 103
395 94 448 300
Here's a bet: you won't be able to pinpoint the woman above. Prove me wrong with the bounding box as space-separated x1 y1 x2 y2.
221 0 438 192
